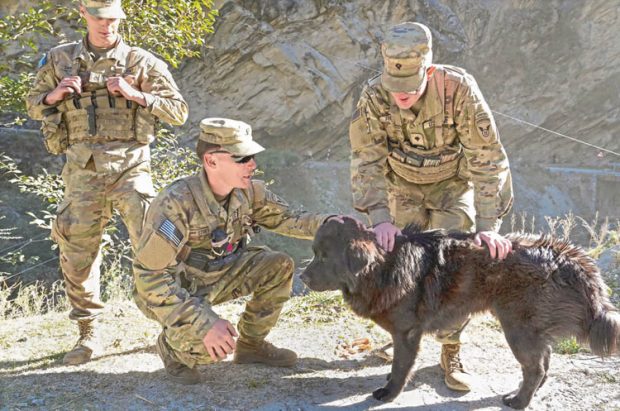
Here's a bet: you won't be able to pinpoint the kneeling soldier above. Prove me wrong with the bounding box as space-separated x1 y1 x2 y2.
133 118 340 384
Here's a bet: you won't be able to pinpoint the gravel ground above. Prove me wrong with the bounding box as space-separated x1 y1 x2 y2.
1 299 619 411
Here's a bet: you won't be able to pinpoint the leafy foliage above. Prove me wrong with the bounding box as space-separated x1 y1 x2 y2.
0 0 217 72
0 0 217 117
0 73 34 115
121 0 218 69
150 128 201 190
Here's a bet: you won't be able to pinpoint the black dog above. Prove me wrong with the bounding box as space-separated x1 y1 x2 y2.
300 218 620 409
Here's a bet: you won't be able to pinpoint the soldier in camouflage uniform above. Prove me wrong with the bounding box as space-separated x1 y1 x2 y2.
26 0 188 365
133 118 339 384
349 22 514 391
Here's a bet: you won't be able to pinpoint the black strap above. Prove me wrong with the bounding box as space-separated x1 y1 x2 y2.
86 105 97 136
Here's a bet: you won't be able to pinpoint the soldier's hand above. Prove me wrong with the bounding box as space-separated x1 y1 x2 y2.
202 319 238 362
44 76 82 104
474 231 512 260
106 76 145 104
373 222 402 252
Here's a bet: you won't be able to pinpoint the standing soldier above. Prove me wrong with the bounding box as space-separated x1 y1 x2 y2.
133 118 343 384
26 0 188 365
349 22 514 391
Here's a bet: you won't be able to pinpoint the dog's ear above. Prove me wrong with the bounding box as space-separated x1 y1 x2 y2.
346 239 379 275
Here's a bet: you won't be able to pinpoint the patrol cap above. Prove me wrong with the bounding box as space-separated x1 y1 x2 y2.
199 118 265 157
381 22 433 93
80 0 126 19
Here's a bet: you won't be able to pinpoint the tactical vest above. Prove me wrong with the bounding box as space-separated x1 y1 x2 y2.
42 43 155 153
178 175 255 289
380 66 465 185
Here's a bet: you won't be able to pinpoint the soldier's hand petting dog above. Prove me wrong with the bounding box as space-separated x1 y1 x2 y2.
373 222 402 252
474 231 512 260
202 319 238 361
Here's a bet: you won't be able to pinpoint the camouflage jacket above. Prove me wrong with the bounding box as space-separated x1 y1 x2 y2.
26 36 188 171
133 169 330 339
349 64 513 231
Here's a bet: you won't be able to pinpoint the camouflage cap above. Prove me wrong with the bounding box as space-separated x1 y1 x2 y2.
381 22 433 93
81 0 126 19
199 118 265 157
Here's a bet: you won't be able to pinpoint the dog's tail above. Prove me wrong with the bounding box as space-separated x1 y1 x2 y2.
589 303 620 356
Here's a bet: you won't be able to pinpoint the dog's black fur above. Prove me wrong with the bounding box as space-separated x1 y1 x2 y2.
300 218 620 409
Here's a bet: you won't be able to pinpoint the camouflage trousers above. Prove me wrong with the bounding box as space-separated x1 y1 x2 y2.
51 160 154 320
387 172 475 344
161 246 294 368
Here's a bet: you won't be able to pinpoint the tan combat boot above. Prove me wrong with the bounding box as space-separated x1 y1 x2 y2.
62 319 100 365
155 333 202 385
440 343 472 391
233 340 297 367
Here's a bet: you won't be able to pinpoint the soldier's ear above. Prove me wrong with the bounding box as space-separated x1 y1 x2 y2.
203 153 216 168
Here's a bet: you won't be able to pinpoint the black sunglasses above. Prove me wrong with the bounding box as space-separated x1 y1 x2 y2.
232 154 255 164
210 150 256 164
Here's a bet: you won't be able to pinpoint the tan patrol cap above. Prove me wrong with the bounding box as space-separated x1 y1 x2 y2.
199 118 265 157
81 0 126 19
381 22 433 93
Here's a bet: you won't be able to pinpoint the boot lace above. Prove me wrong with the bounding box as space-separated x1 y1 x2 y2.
445 345 464 372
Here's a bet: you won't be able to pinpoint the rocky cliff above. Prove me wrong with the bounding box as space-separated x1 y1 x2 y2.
1 0 619 268
177 0 619 225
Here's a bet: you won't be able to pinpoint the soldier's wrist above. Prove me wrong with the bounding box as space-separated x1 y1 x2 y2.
476 217 501 232
43 92 60 106
142 92 156 109
368 207 392 227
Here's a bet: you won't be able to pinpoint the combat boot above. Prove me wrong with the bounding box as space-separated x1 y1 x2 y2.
440 343 473 391
233 340 297 367
62 319 100 365
156 333 202 385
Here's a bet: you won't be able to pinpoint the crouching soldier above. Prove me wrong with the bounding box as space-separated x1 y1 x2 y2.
133 118 344 384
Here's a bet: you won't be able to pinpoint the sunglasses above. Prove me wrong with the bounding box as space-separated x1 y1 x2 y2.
232 154 255 164
210 150 255 164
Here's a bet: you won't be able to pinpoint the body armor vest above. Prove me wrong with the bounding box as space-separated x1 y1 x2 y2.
41 43 155 153
382 67 464 184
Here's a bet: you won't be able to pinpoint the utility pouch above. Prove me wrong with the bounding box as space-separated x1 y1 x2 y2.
41 107 68 155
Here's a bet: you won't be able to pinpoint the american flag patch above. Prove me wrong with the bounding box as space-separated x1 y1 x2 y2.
158 219 183 247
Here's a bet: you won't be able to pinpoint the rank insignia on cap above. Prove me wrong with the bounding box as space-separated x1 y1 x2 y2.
158 219 183 247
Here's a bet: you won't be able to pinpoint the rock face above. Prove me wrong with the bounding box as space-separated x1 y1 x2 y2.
1 0 618 268
177 0 620 227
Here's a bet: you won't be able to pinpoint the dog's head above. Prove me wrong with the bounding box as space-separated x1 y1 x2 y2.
300 217 383 293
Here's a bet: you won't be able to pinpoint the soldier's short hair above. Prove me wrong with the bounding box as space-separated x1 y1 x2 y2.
196 141 221 161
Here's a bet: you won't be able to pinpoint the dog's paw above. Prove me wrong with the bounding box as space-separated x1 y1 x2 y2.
502 393 529 409
372 387 397 402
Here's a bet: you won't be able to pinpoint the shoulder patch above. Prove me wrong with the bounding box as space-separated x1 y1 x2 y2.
157 219 183 247
474 112 493 141
37 53 48 69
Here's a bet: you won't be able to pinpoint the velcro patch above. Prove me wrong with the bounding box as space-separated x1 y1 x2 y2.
158 219 183 247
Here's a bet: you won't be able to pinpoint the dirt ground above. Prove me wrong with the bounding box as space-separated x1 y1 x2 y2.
1 298 619 411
